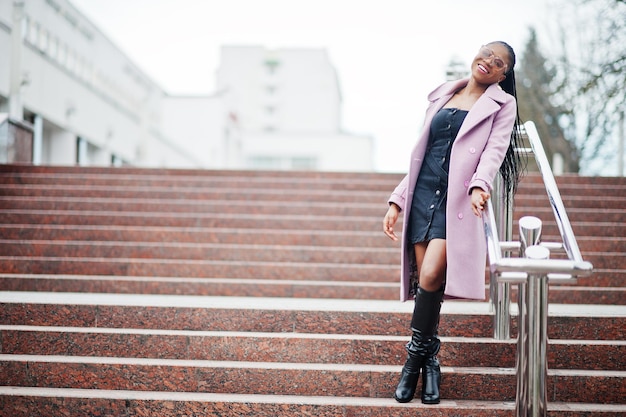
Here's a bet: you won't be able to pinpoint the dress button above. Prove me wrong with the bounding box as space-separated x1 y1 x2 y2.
430 204 435 209
457 212 464 219
469 147 476 154
464 180 469 187
435 190 440 195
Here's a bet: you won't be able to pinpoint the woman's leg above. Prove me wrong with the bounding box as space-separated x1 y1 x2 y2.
414 239 446 404
394 239 446 404
413 239 446 291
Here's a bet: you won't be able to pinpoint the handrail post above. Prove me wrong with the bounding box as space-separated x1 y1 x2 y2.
519 216 542 254
492 175 514 339
515 216 550 417
523 245 550 417
516 217 544 417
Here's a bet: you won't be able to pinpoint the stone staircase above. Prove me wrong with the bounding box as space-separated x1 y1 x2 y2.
0 164 624 416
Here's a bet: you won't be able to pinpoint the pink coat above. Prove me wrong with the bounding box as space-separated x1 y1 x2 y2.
389 79 517 301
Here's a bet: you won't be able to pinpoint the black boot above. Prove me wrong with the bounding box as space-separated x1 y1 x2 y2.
393 334 426 402
394 286 444 403
417 286 444 404
421 340 441 404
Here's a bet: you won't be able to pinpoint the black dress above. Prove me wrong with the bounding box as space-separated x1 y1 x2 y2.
407 107 468 244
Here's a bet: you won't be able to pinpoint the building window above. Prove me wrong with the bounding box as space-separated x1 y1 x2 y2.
66 49 75 73
264 58 280 75
57 42 66 66
48 36 58 60
21 17 28 40
28 20 38 45
291 157 317 170
38 27 48 52
249 156 281 170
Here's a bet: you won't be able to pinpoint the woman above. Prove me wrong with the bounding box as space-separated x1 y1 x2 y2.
382 41 524 404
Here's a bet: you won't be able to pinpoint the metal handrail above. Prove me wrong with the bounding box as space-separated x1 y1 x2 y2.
525 122 588 262
484 120 593 285
483 121 594 417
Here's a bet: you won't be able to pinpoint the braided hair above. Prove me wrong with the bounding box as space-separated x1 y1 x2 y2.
491 41 526 198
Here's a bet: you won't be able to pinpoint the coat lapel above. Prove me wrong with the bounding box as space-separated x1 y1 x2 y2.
456 83 509 140
421 79 466 136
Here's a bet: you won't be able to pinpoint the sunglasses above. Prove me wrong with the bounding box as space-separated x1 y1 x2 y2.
478 46 507 71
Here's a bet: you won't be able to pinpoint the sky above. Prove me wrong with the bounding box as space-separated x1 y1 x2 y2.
70 0 551 172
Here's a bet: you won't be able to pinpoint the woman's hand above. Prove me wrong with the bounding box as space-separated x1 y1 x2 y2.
470 188 490 217
383 203 400 241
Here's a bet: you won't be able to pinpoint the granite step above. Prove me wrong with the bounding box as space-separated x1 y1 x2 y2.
0 256 398 281
520 172 626 187
0 173 399 192
0 165 622 192
1 388 624 417
1 354 624 403
0 276 395 300
0 175 626 203
0 184 391 204
0 240 399 265
1 293 624 340
0 240 620 269
0 253 622 284
0 224 621 253
0 169 623 195
560 271 625 288
0 274 402 299
0 211 622 238
512 207 625 223
4 168 621 186
1 256 623 285
512 195 626 210
512 285 626 305
2 274 624 304
0 224 391 248
0 210 386 231
0 164 399 180
516 181 626 198
0 165 402 180
0 164 611 182
2 186 624 212
1 197 623 222
0 197 386 217
2 325 624 370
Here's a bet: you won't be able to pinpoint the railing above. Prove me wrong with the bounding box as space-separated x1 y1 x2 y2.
483 121 593 417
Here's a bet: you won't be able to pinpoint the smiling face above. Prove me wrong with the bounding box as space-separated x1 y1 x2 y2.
471 43 512 86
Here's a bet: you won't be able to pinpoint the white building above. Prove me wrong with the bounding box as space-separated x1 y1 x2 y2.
218 46 373 171
0 0 374 172
0 0 207 167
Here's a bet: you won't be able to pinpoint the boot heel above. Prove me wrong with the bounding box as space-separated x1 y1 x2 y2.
421 356 441 404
